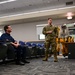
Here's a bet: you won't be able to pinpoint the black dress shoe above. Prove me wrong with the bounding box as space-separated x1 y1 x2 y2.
22 60 30 63
16 61 25 65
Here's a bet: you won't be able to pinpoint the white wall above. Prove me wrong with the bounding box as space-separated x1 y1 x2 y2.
0 18 75 41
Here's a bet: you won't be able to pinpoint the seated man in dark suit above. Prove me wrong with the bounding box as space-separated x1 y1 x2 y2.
1 25 30 65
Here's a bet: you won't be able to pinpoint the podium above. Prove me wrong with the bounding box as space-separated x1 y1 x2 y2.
67 43 75 59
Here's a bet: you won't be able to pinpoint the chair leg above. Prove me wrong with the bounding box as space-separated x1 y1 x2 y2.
3 58 6 64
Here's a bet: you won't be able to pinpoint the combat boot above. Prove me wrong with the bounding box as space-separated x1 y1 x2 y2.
54 52 58 62
43 57 48 61
54 57 58 62
43 50 48 61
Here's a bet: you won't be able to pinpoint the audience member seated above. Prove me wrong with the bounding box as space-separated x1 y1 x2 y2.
0 25 30 65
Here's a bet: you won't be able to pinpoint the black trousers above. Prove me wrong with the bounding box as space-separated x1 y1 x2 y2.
7 44 26 62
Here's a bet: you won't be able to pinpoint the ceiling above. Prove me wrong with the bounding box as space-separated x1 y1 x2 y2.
0 0 75 25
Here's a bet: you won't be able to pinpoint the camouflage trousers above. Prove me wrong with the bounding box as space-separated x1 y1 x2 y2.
44 37 57 53
43 37 58 61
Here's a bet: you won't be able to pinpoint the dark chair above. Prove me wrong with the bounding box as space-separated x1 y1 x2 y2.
25 42 33 58
31 43 38 58
19 41 32 58
0 42 8 63
19 41 26 46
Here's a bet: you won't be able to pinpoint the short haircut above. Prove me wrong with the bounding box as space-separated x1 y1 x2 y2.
4 25 10 32
48 18 52 20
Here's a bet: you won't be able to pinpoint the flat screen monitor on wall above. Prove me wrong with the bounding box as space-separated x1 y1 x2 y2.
39 34 45 40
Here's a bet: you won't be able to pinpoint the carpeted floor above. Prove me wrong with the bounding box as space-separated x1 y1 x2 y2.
0 56 75 75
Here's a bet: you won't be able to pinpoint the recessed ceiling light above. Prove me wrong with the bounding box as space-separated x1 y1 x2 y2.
67 16 72 20
66 12 73 20
0 0 16 4
67 12 73 16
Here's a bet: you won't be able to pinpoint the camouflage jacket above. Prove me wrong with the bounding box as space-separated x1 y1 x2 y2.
42 25 58 39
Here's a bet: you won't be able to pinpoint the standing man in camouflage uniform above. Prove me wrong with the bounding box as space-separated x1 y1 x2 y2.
42 18 58 62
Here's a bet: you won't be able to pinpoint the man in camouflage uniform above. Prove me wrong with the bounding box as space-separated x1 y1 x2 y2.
42 18 58 62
